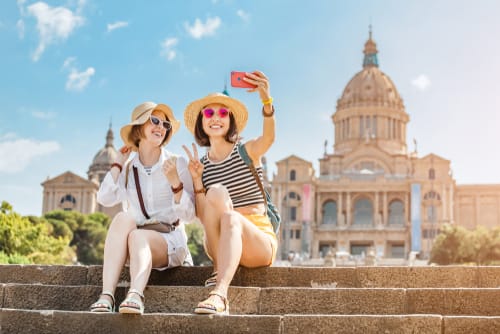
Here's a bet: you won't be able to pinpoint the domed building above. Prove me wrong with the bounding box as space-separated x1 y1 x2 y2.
41 124 121 218
271 30 500 262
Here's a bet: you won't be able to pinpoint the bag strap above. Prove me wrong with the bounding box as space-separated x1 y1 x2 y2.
132 166 150 219
237 143 269 212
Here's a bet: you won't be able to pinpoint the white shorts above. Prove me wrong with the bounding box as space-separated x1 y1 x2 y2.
155 226 191 270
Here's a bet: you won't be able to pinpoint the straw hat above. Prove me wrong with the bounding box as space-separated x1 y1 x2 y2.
120 102 180 151
183 93 248 134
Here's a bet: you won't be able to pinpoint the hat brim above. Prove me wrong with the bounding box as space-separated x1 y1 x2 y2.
184 94 248 135
120 103 180 151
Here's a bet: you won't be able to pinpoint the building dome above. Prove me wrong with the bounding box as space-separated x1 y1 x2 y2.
88 125 117 183
332 28 409 156
337 32 403 110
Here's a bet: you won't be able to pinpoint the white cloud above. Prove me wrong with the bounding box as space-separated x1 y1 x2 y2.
0 138 60 173
411 74 431 91
32 111 56 120
16 19 25 38
160 37 178 61
236 10 250 22
66 67 95 91
185 16 221 39
107 21 128 32
25 1 85 61
62 56 76 69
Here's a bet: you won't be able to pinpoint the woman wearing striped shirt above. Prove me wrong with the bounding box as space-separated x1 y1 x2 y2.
183 71 277 315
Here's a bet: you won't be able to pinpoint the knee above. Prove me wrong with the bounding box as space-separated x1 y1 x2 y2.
205 184 231 207
220 212 243 233
127 229 145 244
109 212 135 230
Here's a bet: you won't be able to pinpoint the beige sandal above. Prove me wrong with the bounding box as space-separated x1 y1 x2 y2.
193 291 229 315
204 271 217 287
119 289 145 315
90 291 115 313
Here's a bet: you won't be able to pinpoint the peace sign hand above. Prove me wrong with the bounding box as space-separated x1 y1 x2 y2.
182 143 204 180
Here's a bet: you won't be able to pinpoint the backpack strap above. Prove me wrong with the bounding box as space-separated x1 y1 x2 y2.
237 143 268 213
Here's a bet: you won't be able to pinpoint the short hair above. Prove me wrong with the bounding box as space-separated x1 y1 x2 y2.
194 112 238 147
128 116 172 148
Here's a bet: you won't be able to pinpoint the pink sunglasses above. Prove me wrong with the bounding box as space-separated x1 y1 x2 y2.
202 108 230 118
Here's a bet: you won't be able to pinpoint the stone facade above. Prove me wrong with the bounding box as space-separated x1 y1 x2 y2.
271 31 500 261
41 125 121 218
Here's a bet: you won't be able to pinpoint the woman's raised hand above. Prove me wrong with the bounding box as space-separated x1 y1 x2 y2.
116 146 132 165
162 156 180 186
244 70 271 103
182 143 204 180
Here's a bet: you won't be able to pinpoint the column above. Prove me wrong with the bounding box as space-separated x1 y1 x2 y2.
337 191 343 226
383 191 388 225
404 192 409 226
346 192 351 226
374 191 379 225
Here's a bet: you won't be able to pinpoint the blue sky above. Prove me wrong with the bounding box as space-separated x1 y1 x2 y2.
1 0 500 216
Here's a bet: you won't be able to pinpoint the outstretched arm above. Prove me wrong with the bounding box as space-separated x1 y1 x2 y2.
242 71 275 164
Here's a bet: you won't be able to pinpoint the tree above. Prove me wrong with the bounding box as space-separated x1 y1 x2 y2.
0 201 73 264
430 224 470 265
185 221 211 265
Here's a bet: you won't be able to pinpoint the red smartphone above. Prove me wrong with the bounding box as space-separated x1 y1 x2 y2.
231 71 257 88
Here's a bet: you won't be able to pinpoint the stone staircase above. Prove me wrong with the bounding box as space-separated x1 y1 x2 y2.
2 265 500 333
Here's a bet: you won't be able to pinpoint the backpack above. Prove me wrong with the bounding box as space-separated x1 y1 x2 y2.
237 143 281 234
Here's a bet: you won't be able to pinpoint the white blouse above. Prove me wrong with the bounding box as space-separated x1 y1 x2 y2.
97 149 195 225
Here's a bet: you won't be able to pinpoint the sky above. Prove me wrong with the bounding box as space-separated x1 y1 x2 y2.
1 0 500 216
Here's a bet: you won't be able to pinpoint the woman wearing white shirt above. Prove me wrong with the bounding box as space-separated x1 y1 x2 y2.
90 101 195 315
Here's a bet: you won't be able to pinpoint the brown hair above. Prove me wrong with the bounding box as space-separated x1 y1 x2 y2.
194 112 239 147
128 116 172 148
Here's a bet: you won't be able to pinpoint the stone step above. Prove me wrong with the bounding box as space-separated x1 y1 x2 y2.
2 309 500 334
2 265 500 288
3 284 500 316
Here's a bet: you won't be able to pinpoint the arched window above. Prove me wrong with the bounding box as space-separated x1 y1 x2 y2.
290 170 296 181
388 200 405 225
429 168 435 180
354 198 373 225
424 191 441 201
322 200 337 225
284 192 301 201
60 194 76 211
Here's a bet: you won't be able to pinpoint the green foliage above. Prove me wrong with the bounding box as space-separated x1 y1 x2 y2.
1 200 209 266
185 221 211 266
430 224 500 265
0 202 72 264
43 210 111 265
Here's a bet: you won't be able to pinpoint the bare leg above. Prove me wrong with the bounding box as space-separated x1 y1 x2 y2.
127 229 169 293
100 212 136 305
196 185 274 313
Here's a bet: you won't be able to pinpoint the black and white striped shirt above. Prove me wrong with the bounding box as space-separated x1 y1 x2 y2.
201 143 265 208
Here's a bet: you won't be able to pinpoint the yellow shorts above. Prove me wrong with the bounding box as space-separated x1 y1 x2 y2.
244 214 278 265
203 213 278 265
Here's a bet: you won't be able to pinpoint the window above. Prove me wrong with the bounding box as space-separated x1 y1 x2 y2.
429 168 435 180
322 200 337 225
353 198 373 225
290 206 297 221
350 244 371 256
390 244 405 258
427 205 437 222
295 229 301 239
424 191 441 201
290 170 296 181
60 194 76 211
388 200 405 225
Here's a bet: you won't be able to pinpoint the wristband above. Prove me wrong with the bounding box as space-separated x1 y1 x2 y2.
111 163 123 173
262 97 273 105
262 105 275 117
194 187 206 195
171 182 184 194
